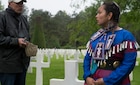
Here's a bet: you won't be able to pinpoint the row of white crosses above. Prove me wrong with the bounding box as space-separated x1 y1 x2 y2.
28 49 139 85
41 48 86 60
28 49 85 85
28 49 83 85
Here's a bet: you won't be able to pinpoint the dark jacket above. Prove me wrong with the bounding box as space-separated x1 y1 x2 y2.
0 7 30 73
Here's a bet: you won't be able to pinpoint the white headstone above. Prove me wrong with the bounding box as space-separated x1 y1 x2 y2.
29 49 50 85
50 60 84 85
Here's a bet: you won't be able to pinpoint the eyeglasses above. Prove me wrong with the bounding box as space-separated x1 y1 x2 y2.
15 1 23 5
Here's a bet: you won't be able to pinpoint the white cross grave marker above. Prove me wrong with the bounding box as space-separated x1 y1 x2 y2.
50 60 84 85
29 49 50 85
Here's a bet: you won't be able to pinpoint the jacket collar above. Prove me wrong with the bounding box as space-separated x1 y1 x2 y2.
6 6 21 17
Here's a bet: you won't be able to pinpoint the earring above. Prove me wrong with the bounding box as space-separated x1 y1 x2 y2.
106 21 116 32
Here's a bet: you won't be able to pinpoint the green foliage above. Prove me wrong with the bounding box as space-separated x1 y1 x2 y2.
67 5 99 47
29 10 72 48
28 0 140 48
49 11 71 48
70 0 140 45
29 10 52 48
31 16 46 48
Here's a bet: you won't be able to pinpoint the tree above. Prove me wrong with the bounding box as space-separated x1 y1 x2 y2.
52 11 71 47
68 3 100 48
32 17 46 48
28 0 140 48
29 9 52 48
68 0 140 47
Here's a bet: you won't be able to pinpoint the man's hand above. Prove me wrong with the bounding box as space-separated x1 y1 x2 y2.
18 38 28 48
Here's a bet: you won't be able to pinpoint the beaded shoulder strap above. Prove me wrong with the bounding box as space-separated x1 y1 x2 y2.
86 28 105 48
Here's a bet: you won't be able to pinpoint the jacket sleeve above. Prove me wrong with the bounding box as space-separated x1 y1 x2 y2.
0 12 18 46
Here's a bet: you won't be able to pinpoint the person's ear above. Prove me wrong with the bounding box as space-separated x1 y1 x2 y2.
108 12 113 20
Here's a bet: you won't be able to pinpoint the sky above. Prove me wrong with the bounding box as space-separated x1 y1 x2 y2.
1 0 94 15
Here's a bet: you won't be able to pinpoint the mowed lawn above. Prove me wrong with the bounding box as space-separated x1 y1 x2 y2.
26 56 140 85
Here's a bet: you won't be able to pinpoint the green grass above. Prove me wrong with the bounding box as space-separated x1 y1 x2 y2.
131 58 140 85
26 56 65 85
26 57 140 85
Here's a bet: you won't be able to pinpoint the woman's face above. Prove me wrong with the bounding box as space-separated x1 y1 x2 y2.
95 5 112 27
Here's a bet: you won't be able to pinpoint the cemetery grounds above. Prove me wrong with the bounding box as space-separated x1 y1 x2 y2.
26 54 140 85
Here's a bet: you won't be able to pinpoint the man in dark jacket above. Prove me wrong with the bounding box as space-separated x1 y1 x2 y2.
0 0 30 85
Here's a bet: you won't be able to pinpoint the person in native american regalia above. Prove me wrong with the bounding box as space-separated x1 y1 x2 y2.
83 1 139 85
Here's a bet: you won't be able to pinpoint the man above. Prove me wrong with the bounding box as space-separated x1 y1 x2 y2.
0 0 30 85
